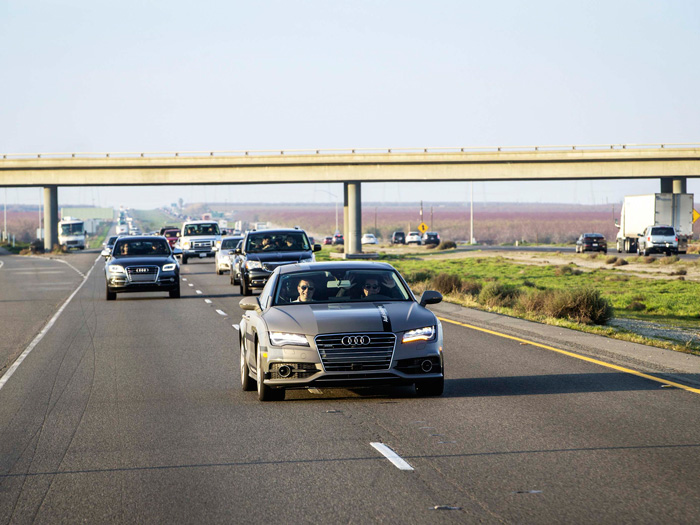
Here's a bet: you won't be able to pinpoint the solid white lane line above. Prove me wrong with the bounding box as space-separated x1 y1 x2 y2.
7 270 68 274
196 290 203 294
0 256 99 391
370 443 414 471
0 260 4 270
204 299 212 304
232 324 240 330
216 310 227 316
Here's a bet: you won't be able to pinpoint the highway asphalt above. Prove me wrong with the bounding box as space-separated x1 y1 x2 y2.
1 252 700 523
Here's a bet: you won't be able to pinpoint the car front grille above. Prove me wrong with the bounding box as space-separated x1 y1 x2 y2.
192 240 213 250
314 333 396 372
126 266 159 283
262 261 297 272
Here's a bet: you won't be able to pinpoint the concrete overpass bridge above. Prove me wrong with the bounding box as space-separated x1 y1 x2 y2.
2 143 699 252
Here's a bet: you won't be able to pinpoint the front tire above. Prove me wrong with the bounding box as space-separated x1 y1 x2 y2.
106 286 116 301
415 377 444 397
257 343 284 401
241 276 252 296
182 255 188 265
241 335 255 391
169 285 180 298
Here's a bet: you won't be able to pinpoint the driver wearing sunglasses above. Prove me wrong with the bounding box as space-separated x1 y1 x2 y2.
294 278 316 302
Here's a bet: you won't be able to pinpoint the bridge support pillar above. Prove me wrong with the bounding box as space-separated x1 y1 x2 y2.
344 182 362 256
660 177 687 194
43 186 58 252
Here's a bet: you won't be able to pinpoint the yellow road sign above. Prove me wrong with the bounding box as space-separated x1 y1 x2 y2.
694 209 700 224
418 222 429 234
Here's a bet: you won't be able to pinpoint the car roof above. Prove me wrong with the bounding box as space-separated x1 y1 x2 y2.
276 261 396 275
183 220 219 225
583 233 604 236
115 235 168 242
248 228 305 234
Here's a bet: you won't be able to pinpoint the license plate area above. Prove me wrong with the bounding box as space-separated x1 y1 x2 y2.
199 253 207 258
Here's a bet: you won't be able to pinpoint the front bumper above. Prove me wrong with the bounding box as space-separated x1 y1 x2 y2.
244 269 272 289
258 337 443 390
107 274 179 293
183 249 215 258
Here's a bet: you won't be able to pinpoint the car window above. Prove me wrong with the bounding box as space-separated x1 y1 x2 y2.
245 232 310 253
184 223 221 236
651 227 675 236
272 269 411 305
113 239 171 256
221 238 241 249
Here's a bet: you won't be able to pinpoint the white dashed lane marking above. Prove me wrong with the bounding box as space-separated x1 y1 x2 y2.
216 310 227 316
196 290 203 294
204 299 212 304
182 278 187 281
370 443 414 471
232 324 240 331
188 284 194 287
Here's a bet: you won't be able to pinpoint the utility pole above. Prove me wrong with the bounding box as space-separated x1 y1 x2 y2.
3 188 7 242
430 206 433 230
419 200 424 224
374 207 377 232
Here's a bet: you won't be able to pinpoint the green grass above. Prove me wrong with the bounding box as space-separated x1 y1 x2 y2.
131 209 177 233
387 256 700 328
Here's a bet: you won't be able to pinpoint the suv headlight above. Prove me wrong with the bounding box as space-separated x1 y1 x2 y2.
108 264 125 274
269 332 309 347
182 242 190 249
162 263 177 271
246 260 262 270
402 326 435 343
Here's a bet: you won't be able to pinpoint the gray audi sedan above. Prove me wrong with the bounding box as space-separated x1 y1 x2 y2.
238 261 444 401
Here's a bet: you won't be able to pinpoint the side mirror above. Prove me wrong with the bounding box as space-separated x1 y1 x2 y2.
239 296 261 311
235 248 242 255
313 244 322 252
172 247 182 255
213 245 219 252
228 250 236 256
419 290 443 307
101 249 110 258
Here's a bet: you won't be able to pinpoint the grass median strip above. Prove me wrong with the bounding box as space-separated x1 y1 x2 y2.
438 316 700 395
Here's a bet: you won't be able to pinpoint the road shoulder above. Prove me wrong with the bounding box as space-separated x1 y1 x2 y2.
431 301 700 388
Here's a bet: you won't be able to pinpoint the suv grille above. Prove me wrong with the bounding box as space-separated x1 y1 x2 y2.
126 266 159 283
192 240 213 250
314 333 396 372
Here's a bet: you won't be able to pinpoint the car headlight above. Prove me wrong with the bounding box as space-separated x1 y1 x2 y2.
402 326 436 343
162 263 177 271
182 242 190 249
246 260 262 270
108 264 125 274
269 332 309 347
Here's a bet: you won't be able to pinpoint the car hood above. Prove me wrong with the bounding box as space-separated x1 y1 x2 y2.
263 301 436 335
246 251 312 262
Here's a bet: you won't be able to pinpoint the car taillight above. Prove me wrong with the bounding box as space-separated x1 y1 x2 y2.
676 236 679 241
648 237 651 241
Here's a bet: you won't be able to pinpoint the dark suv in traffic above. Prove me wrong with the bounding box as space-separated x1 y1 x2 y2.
234 229 321 295
391 231 406 244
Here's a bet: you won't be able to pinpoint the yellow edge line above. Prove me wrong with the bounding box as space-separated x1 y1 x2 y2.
437 316 700 395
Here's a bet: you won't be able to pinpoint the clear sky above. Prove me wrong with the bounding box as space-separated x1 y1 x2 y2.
1 0 699 208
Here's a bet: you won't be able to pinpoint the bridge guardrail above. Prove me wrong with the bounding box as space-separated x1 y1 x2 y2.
2 143 700 160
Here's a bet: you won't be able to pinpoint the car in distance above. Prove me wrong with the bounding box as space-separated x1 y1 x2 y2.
361 233 378 245
238 261 444 401
102 235 120 254
391 231 406 244
575 233 607 254
230 240 244 285
162 228 180 248
406 231 422 245
177 220 222 264
103 236 181 300
215 235 244 275
323 236 333 245
235 229 322 296
422 231 440 246
332 233 344 245
637 225 679 256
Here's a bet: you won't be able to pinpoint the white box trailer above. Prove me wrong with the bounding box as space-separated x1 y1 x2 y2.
616 193 694 253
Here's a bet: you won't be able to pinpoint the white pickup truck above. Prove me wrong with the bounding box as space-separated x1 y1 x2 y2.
177 220 222 264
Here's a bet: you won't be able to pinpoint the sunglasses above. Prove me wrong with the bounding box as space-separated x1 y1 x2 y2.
364 283 380 289
299 285 314 291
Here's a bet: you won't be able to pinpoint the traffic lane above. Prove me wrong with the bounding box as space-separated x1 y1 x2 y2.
342 320 700 522
0 263 479 523
0 251 96 374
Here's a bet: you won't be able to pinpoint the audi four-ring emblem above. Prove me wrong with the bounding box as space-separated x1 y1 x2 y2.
342 335 370 346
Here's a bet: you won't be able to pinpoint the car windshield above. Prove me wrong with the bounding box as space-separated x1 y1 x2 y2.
113 239 171 257
246 232 310 253
60 223 84 235
584 234 604 239
164 230 179 238
651 227 675 236
184 223 220 236
272 269 411 305
221 237 242 249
